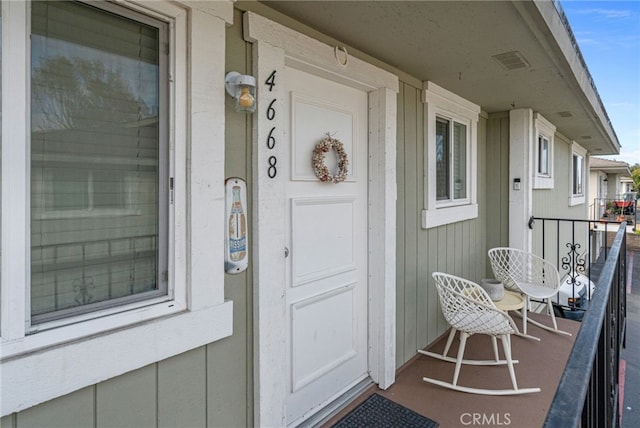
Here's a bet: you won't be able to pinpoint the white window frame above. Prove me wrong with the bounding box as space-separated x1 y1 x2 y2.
569 142 587 206
533 113 555 189
422 81 479 229
0 0 234 416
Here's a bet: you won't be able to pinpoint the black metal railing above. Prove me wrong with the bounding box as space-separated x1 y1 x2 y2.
542 222 627 428
528 216 624 316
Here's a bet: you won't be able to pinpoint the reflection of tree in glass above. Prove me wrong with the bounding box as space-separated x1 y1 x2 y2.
32 56 152 132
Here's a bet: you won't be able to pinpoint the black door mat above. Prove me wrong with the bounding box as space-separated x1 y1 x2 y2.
331 393 439 428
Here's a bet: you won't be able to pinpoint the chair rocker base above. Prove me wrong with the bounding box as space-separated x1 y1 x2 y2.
422 377 541 396
512 309 572 337
526 316 572 337
417 349 519 366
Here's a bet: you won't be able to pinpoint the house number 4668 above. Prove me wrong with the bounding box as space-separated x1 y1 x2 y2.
265 70 277 179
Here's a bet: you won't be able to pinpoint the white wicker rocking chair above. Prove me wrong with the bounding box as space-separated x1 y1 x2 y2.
419 272 540 395
488 247 571 337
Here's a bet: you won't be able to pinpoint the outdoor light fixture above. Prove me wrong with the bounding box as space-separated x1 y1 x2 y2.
225 71 256 113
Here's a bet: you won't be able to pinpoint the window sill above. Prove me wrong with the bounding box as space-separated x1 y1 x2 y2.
533 175 554 189
0 300 233 416
569 195 585 206
422 204 478 229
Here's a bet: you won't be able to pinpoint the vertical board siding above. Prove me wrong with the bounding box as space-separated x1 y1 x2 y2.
395 82 489 367
485 113 510 273
15 388 94 427
206 8 254 428
158 349 207 428
485 113 510 250
531 134 589 268
532 134 584 219
96 365 157 428
0 416 15 428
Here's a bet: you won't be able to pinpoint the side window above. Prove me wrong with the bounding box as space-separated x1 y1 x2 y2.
569 143 587 206
30 1 168 324
533 113 555 189
423 81 479 229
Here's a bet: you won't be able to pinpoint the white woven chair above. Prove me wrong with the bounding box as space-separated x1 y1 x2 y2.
419 272 540 395
488 247 571 336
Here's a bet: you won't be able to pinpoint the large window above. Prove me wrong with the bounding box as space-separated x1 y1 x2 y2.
423 81 479 228
1 1 232 416
30 0 168 324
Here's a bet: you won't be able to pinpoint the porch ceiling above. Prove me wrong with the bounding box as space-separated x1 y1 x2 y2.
260 0 620 155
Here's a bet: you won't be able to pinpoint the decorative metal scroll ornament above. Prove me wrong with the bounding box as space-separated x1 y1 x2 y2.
312 134 349 183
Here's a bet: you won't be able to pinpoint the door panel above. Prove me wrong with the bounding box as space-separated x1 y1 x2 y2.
291 197 356 287
291 283 357 391
290 94 358 181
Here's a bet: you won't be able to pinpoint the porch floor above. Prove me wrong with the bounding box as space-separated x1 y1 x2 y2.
322 312 581 428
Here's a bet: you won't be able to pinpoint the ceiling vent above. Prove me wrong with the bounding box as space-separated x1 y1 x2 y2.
581 135 593 140
557 111 574 118
492 51 530 70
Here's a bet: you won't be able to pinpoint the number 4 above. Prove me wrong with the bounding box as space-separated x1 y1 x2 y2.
265 71 276 91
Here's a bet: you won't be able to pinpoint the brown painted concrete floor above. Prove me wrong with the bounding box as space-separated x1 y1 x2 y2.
323 313 581 428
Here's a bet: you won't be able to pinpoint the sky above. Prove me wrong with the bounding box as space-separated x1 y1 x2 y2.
561 0 640 167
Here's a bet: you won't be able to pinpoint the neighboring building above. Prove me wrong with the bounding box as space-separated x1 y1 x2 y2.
0 1 620 427
589 157 632 219
621 175 635 194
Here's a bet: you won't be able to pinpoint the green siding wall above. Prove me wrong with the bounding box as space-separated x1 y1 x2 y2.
531 133 591 270
394 82 489 367
485 113 511 249
532 134 586 219
6 351 209 428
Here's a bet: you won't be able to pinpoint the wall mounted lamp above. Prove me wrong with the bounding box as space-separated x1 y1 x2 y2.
225 72 256 113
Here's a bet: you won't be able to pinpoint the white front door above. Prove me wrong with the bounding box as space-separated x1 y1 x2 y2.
284 65 369 424
246 12 398 428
